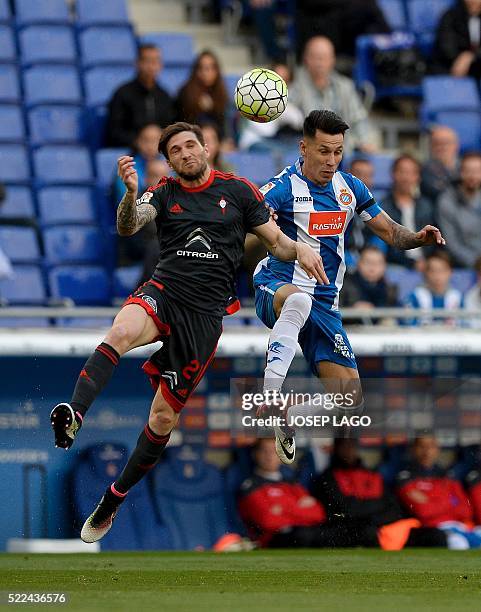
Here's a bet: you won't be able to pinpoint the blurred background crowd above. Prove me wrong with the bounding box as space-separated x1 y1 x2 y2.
1 0 481 324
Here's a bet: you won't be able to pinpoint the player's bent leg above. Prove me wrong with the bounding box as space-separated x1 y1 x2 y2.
316 360 364 418
81 387 178 544
51 305 159 450
259 285 312 465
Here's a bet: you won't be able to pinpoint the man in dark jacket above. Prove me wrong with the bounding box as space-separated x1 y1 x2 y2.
371 155 434 268
432 0 481 78
312 438 447 549
104 44 175 147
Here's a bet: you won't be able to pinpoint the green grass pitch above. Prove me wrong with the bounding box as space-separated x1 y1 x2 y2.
1 550 481 611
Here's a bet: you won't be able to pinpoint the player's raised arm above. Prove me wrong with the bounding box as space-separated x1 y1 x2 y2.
366 210 446 249
253 218 329 285
116 155 158 236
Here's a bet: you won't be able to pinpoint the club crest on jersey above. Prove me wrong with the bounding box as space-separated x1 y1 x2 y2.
308 211 347 236
260 181 275 195
338 189 353 205
218 198 227 214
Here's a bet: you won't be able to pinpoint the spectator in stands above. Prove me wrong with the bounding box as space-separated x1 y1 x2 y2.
311 438 447 549
432 0 481 79
374 155 433 269
438 151 481 268
295 0 390 62
200 122 234 172
464 254 481 314
341 245 399 310
421 126 460 205
113 124 169 267
248 0 283 62
238 439 373 547
346 157 375 261
404 251 463 326
104 44 175 148
464 451 481 523
396 435 481 549
176 50 228 139
289 36 379 154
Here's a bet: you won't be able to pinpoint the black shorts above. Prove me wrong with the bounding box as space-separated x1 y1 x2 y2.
123 280 223 412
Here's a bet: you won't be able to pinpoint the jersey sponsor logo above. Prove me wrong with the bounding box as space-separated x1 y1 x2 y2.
169 203 184 214
308 211 347 236
338 189 353 205
177 227 219 259
136 191 154 205
259 181 275 195
294 196 313 203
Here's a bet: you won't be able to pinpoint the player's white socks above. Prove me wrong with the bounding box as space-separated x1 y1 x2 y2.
263 292 312 393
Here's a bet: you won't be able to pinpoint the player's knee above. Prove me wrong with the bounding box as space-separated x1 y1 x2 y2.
104 323 135 354
149 405 178 434
281 292 312 328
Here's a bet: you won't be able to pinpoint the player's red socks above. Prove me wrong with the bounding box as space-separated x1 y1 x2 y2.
112 424 171 495
70 342 120 418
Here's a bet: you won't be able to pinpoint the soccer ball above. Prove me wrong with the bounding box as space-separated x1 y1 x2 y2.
234 68 288 123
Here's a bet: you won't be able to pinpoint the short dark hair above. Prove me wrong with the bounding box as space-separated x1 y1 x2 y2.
349 156 373 170
303 110 350 139
359 245 386 259
158 122 205 159
391 154 421 174
137 43 159 59
461 150 481 165
425 250 452 269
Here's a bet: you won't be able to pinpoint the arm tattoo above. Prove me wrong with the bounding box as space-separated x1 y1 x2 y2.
116 192 157 236
390 219 423 250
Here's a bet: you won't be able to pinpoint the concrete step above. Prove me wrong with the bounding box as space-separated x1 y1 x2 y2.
130 0 185 28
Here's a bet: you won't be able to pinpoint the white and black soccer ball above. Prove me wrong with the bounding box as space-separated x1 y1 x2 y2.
234 68 288 123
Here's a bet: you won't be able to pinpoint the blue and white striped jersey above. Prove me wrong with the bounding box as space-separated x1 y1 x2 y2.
255 158 382 309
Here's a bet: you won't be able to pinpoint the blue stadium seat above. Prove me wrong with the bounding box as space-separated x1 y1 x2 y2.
0 65 20 103
0 265 46 304
0 105 25 142
76 0 130 27
151 446 230 550
14 0 70 26
435 110 481 151
83 66 135 107
421 77 479 120
38 187 96 225
79 26 136 68
224 73 242 98
406 0 453 55
82 106 107 150
19 25 76 65
113 266 142 299
43 225 104 265
140 32 195 67
158 67 190 97
0 186 35 220
368 153 395 191
385 266 422 302
23 65 82 106
0 25 15 62
95 148 127 186
71 443 171 550
28 106 83 145
0 0 11 23
355 32 422 99
33 145 93 184
452 269 476 294
378 0 407 31
56 317 113 328
0 227 40 263
223 151 277 186
0 144 29 183
0 317 50 328
49 265 111 304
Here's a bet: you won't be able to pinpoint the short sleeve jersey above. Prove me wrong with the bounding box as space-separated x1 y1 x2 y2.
138 169 270 317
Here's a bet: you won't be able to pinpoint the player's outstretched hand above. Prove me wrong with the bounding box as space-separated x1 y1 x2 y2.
296 243 329 285
416 225 446 246
118 155 138 194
